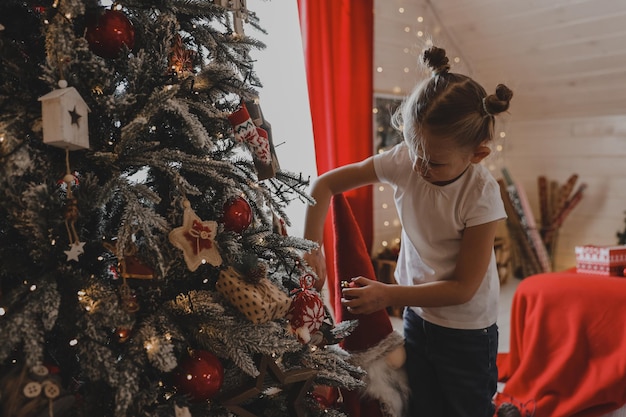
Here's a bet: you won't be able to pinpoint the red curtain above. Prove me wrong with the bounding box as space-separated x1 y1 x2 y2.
297 0 374 311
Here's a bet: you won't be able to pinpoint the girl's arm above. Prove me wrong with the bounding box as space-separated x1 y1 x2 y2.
342 220 500 314
303 157 379 289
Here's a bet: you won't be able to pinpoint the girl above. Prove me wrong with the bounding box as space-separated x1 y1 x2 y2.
303 45 513 417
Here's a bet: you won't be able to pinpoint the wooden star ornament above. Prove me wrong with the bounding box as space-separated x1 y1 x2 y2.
169 200 222 271
64 241 86 262
221 354 316 417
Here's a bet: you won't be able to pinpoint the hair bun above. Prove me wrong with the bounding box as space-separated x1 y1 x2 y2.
495 84 513 102
483 84 513 116
422 46 450 75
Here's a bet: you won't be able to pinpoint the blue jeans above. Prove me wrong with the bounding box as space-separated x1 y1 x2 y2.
403 308 498 417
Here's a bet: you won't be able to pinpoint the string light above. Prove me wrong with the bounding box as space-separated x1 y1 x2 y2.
77 289 99 312
371 6 511 255
0 307 6 316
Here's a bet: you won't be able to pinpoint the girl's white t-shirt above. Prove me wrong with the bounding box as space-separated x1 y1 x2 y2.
373 143 506 329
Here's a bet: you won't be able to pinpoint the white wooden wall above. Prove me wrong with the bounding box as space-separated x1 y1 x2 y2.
503 115 626 271
372 115 626 273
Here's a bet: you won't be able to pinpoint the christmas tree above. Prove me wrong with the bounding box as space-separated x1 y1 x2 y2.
0 1 364 416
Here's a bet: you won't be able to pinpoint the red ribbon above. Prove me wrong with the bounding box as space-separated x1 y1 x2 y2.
185 220 215 254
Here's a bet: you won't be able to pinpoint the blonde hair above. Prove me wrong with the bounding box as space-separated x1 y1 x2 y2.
393 46 513 156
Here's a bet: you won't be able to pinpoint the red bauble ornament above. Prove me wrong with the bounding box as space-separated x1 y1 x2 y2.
313 385 339 409
85 9 135 59
222 196 252 233
173 350 224 402
114 327 131 343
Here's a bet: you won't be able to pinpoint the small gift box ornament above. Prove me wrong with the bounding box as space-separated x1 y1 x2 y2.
216 267 291 324
575 245 626 276
38 85 90 150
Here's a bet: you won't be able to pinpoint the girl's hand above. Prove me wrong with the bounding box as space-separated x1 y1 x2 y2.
341 276 388 315
303 248 326 291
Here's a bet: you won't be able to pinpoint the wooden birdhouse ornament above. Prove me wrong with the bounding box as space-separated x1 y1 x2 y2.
38 86 90 150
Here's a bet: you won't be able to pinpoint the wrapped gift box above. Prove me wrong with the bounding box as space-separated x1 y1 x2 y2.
575 245 626 276
216 267 291 323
